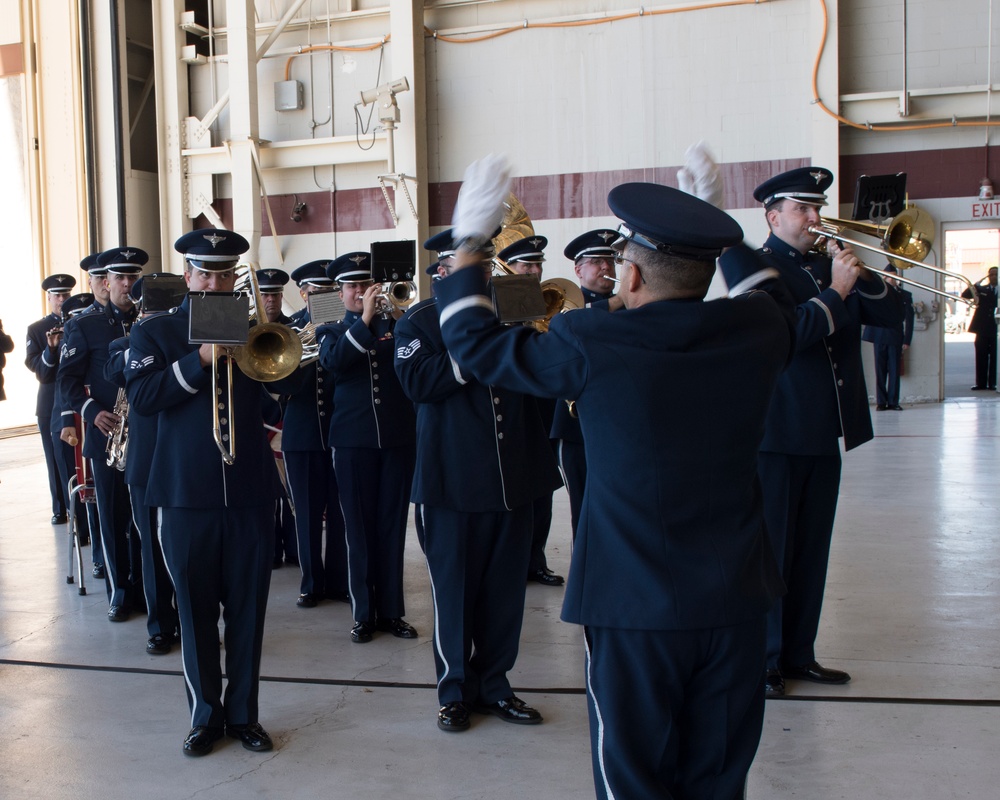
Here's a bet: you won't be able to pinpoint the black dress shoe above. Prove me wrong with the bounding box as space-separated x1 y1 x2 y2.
971 385 988 390
325 590 351 604
437 702 471 732
889 404 903 411
107 605 130 623
226 722 273 752
146 633 174 655
183 726 223 757
782 660 851 685
296 593 318 608
764 669 785 697
876 404 887 411
51 513 68 525
475 695 542 725
527 567 565 586
375 617 418 638
92 564 105 579
351 621 375 643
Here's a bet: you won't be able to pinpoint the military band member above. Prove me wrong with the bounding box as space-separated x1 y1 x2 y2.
57 249 144 621
105 276 179 655
752 167 903 696
433 155 792 798
25 272 76 524
496 236 564 587
125 229 281 757
317 252 417 643
50 291 98 563
550 230 618 540
394 229 562 732
273 260 348 608
256 268 298 568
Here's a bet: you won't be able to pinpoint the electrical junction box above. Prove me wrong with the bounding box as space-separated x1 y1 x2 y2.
275 81 304 112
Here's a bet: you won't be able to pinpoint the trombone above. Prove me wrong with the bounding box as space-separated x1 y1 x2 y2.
211 267 305 465
808 207 977 307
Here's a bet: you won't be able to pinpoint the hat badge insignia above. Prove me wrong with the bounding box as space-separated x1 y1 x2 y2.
350 255 366 265
810 171 826 184
529 238 543 248
57 275 69 284
120 249 136 260
203 233 226 248
598 231 615 243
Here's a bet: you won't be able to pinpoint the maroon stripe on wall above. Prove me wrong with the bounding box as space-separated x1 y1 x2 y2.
202 157 850 234
840 146 999 204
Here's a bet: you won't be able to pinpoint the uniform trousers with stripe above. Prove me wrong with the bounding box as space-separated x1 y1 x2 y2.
418 503 532 706
91 457 139 607
283 449 347 598
584 618 765 800
758 451 842 670
128 484 177 639
335 445 415 623
38 413 65 516
158 505 273 729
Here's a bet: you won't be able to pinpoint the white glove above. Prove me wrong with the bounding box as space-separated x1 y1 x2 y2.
452 154 512 247
677 141 724 209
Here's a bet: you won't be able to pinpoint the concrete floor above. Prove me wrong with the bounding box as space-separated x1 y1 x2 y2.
1 395 999 799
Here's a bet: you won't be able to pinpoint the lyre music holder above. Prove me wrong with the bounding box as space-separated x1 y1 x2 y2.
852 173 907 224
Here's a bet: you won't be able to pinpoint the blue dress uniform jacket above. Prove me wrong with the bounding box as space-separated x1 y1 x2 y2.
123 300 284 509
25 313 61 416
25 312 66 516
57 303 136 459
433 263 789 631
318 311 415 448
757 233 903 454
394 298 562 512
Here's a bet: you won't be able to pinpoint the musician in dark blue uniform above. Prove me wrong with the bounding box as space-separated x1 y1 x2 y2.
25 272 76 524
124 229 281 757
863 264 914 410
58 249 144 621
317 252 417 642
963 266 998 390
433 157 791 798
105 276 180 655
752 167 903 696
550 230 617 540
256 268 299 568
394 229 562 733
496 236 565 587
273 260 348 608
51 291 99 567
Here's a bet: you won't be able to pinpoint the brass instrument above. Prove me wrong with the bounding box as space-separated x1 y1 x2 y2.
212 267 305 464
104 387 129 470
491 256 586 333
376 280 417 314
809 207 977 306
488 195 586 332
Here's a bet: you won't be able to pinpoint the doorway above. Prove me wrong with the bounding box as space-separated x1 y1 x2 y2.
943 227 999 397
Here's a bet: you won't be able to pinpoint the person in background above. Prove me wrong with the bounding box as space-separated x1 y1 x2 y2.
863 264 914 410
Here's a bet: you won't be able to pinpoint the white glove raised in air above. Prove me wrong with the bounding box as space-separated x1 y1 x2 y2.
677 141 724 209
452 154 512 249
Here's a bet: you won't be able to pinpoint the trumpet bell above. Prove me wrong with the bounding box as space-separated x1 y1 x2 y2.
233 323 303 382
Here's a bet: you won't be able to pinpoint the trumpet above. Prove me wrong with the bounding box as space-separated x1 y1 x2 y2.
808 207 977 306
105 387 129 470
376 281 417 315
